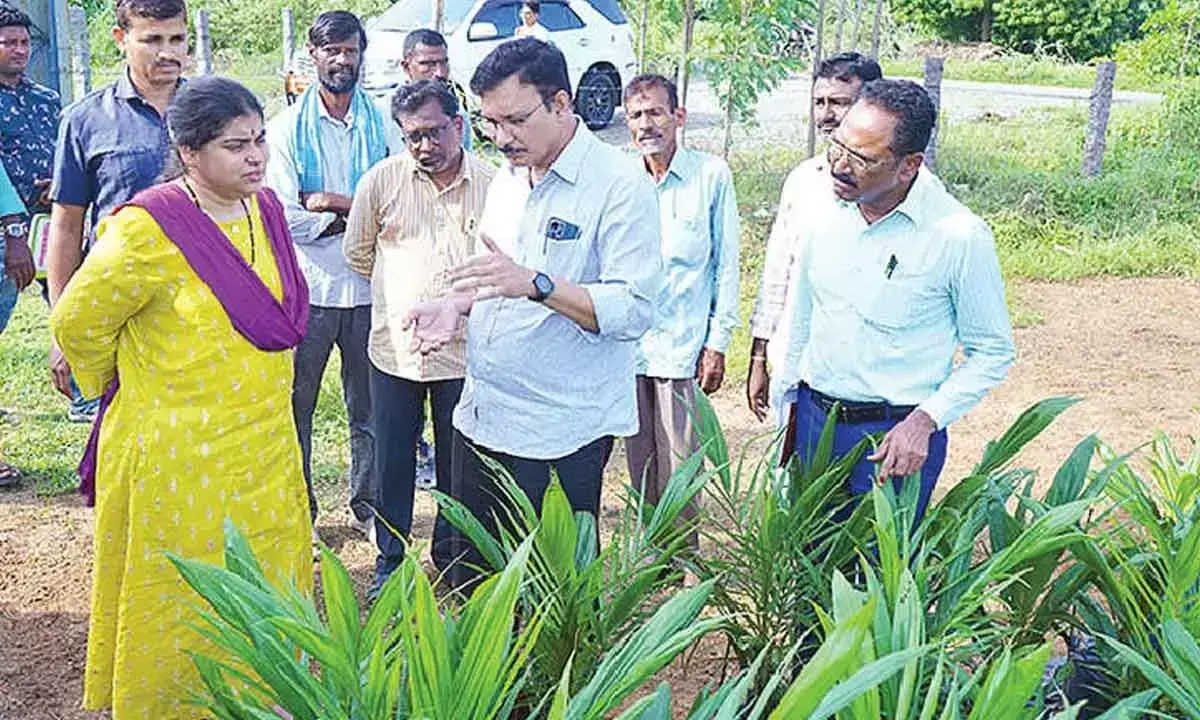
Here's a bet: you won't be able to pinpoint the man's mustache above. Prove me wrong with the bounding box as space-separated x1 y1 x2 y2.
498 145 523 155
637 131 662 141
832 170 857 188
156 60 181 68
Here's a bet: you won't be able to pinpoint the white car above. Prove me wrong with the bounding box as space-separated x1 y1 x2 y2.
358 0 638 129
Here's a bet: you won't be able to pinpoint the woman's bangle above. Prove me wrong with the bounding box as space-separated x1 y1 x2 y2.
751 355 767 362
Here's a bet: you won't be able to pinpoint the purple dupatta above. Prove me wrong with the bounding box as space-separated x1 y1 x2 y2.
77 183 310 506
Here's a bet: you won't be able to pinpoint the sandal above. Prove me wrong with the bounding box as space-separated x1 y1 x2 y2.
0 462 22 488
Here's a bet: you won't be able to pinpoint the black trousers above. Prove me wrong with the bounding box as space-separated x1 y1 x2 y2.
370 365 463 575
448 429 613 587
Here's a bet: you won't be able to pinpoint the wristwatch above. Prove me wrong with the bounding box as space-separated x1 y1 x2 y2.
530 271 555 302
4 220 27 238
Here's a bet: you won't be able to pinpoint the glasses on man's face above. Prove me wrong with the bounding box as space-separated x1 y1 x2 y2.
404 122 451 147
826 137 892 175
473 101 545 137
0 37 31 50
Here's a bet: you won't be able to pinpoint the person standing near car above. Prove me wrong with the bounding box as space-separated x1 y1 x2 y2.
514 0 551 41
343 79 494 598
405 39 660 589
266 10 403 544
46 0 188 427
623 73 739 540
402 28 473 151
780 80 1014 525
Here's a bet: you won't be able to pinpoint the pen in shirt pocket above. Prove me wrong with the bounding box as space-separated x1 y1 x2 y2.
885 254 898 279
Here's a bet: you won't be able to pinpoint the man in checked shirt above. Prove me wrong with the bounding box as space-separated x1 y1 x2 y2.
343 79 495 600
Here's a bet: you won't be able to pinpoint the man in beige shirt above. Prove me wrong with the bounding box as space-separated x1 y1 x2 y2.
344 79 495 599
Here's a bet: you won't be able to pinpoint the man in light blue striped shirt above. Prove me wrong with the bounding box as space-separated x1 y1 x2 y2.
781 79 1014 523
624 74 739 533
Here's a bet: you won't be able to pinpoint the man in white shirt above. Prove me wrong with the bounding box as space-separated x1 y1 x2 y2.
406 38 660 588
266 11 402 540
746 52 882 420
515 0 551 41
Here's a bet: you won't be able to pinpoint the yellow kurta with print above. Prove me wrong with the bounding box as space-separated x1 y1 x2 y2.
50 197 313 718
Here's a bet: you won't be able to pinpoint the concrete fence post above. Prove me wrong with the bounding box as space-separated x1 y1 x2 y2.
68 4 89 99
195 9 213 75
923 56 944 170
1082 61 1117 177
282 8 295 72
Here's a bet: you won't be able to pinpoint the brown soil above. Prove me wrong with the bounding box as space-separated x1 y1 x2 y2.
2 278 1198 719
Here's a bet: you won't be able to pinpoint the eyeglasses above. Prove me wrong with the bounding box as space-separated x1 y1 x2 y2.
404 122 451 146
0 38 31 50
826 137 892 174
473 101 545 137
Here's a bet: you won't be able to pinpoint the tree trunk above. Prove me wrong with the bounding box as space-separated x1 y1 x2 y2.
639 0 650 73
1081 61 1116 177
722 77 736 160
679 0 696 144
922 56 944 170
434 0 445 32
835 0 847 52
870 0 884 58
980 1 993 42
807 0 828 158
850 0 864 50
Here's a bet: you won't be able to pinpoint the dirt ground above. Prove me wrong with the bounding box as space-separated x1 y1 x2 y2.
2 277 1198 719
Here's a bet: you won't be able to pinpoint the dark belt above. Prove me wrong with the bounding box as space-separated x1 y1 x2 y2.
803 384 916 424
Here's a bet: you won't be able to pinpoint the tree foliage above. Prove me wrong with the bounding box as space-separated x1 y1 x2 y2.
1115 0 1200 81
892 0 1160 59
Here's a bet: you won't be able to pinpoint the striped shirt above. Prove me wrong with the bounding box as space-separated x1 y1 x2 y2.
750 154 827 341
343 150 495 381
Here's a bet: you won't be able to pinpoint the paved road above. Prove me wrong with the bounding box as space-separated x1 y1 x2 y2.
596 75 1162 152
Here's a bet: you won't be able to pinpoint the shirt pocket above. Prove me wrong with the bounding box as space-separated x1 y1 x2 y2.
95 146 161 198
863 264 943 336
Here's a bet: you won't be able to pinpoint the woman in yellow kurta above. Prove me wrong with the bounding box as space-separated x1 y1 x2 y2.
51 77 313 718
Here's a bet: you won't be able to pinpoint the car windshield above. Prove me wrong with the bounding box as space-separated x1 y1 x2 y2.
368 0 478 33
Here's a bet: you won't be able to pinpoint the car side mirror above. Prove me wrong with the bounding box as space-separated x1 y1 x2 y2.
467 21 499 41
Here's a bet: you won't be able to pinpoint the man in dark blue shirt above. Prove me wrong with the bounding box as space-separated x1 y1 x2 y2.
0 6 50 316
46 0 188 421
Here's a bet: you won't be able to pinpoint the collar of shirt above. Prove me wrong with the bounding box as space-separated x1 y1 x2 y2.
409 149 474 194
536 118 590 186
114 68 184 107
650 145 699 187
836 167 937 230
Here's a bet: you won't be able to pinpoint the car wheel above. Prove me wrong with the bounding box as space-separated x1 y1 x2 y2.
576 68 618 130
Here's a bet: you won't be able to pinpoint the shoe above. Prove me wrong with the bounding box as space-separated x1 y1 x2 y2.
415 441 436 491
367 560 399 604
67 400 99 424
349 514 376 545
0 462 22 489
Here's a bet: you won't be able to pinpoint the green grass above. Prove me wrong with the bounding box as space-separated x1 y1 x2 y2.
883 55 1158 92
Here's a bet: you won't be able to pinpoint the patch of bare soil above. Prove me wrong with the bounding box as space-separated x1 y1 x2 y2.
2 278 1198 718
